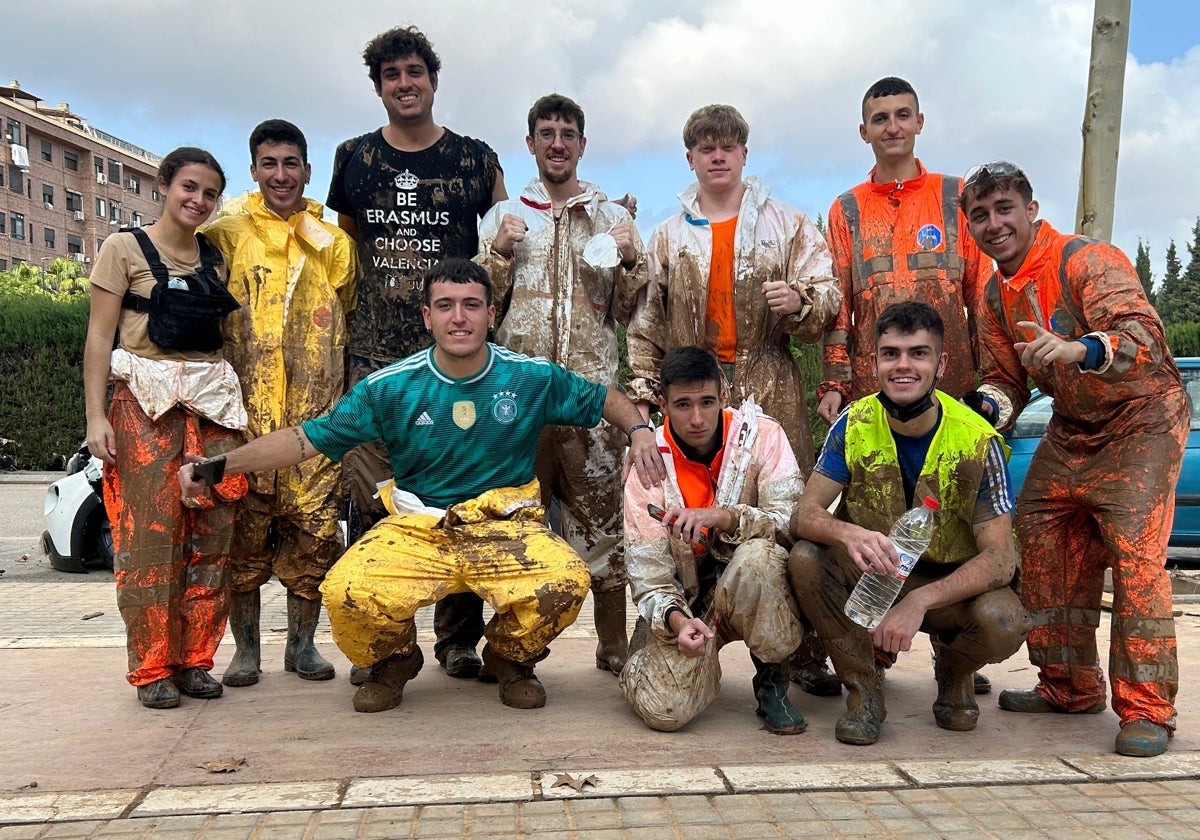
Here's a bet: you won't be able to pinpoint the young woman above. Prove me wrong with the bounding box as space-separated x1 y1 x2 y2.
84 147 247 709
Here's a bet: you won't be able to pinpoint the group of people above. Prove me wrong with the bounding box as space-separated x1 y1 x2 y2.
83 24 1187 761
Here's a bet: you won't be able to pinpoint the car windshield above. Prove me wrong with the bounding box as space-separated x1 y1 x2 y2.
1183 366 1200 431
1012 394 1055 438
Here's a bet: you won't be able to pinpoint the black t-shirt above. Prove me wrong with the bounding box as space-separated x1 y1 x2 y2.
327 128 501 363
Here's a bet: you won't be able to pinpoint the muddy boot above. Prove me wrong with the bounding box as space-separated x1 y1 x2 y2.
221 588 261 688
834 638 887 746
482 644 547 709
628 616 649 657
352 647 424 713
789 632 841 697
593 588 630 675
175 667 223 699
348 665 368 686
284 591 335 681
752 654 807 735
1115 719 1171 757
931 644 979 731
998 686 1106 714
137 678 180 709
931 636 991 696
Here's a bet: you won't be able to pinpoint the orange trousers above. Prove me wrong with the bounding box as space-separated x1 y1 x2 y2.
103 383 244 686
1016 419 1187 729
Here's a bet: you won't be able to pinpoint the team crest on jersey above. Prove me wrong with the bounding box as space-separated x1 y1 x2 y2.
492 391 518 425
394 170 420 190
916 224 943 250
453 401 476 430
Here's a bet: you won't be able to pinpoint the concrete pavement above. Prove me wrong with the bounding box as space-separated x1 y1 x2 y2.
3 475 1200 838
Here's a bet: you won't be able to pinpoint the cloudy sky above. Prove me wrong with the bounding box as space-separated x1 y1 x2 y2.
6 0 1198 283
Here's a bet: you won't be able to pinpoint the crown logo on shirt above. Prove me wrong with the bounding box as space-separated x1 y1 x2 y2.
394 170 420 190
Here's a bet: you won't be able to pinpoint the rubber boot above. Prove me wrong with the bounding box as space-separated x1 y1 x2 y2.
834 634 887 746
788 631 842 696
931 636 991 695
593 588 630 675
353 647 424 713
284 591 335 681
751 654 807 734
482 643 547 709
1115 719 1171 757
222 588 262 687
931 643 979 731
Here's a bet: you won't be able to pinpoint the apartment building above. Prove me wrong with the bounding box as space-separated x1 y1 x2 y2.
0 80 164 274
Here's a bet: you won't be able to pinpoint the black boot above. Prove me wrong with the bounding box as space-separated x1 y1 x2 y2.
751 654 807 735
932 643 980 731
789 631 842 696
222 588 261 687
284 591 335 680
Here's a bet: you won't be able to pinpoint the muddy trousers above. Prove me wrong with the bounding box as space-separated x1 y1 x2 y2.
230 486 343 600
434 423 628 660
103 384 241 687
321 512 591 668
789 540 1029 698
1017 428 1185 728
619 539 802 731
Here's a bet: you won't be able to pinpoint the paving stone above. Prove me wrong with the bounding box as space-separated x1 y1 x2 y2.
541 767 723 800
896 756 1088 786
0 790 141 824
133 782 340 817
721 761 905 793
344 773 533 807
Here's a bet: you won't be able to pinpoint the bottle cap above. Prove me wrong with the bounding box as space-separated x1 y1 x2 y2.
922 496 939 510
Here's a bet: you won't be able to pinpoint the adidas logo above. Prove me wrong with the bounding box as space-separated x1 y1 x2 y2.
415 411 433 426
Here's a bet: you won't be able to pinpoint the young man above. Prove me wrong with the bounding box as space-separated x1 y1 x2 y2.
789 302 1029 746
205 120 357 688
818 75 995 696
325 25 507 680
179 258 664 714
962 161 1189 757
620 347 808 734
625 104 841 695
477 93 644 676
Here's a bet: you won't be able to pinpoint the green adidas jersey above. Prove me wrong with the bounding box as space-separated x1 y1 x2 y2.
303 344 607 508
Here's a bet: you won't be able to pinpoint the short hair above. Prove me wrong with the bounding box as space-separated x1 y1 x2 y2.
157 147 226 193
682 104 749 149
875 301 944 344
249 119 308 165
363 25 441 92
659 347 723 395
527 93 585 137
422 257 492 307
862 76 919 118
959 161 1035 211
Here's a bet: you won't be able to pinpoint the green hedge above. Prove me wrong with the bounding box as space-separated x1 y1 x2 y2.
1167 322 1200 358
0 294 89 470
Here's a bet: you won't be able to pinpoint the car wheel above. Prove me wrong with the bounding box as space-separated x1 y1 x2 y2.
85 510 114 570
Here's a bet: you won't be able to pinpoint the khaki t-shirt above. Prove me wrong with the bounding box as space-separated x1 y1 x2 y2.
90 229 228 362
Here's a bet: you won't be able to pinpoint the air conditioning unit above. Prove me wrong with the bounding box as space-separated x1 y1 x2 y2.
131 219 141 228
127 178 137 189
73 252 86 263
43 202 53 210
96 172 108 184
73 210 85 221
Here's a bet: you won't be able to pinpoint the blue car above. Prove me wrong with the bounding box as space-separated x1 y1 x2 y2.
1004 357 1200 547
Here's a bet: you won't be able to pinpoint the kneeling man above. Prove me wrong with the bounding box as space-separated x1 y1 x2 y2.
620 346 807 734
789 302 1030 745
180 258 663 713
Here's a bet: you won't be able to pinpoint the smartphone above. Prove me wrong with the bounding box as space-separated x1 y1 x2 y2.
647 504 709 546
190 457 224 486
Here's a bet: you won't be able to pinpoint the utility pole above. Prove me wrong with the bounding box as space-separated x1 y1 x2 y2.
1076 0 1130 241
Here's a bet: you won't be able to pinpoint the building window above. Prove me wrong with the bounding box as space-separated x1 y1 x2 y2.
0 167 4 187
108 160 120 184
44 227 55 249
0 259 6 271
152 188 160 201
43 184 54 208
5 119 19 145
67 234 82 256
7 165 21 194
110 203 122 224
96 197 106 217
11 213 25 239
96 237 105 253
66 192 82 213
94 156 104 176
64 150 79 171
128 174 141 195
133 212 143 228
40 139 52 162
0 215 5 234
11 257 22 267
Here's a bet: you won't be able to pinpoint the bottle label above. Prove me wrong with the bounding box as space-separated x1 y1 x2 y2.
894 548 919 580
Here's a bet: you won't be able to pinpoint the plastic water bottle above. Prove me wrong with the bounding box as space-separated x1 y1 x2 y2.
844 496 939 629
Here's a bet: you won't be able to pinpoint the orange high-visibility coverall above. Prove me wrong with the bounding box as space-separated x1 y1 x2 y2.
978 220 1188 730
821 162 991 404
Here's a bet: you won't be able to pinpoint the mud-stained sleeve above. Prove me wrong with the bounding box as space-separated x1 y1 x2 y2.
331 229 358 316
779 210 839 343
976 282 1030 431
475 203 517 323
1068 244 1171 383
625 222 671 403
624 476 690 639
818 200 854 404
608 206 647 326
726 421 802 546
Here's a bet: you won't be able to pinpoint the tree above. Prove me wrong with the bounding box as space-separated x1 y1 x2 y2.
1156 238 1187 325
1135 239 1155 306
1181 217 1200 323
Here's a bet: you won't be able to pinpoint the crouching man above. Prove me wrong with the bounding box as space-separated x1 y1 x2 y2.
179 257 664 713
619 346 808 734
789 302 1030 745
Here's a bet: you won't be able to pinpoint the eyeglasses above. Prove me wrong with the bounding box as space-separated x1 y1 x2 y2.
963 160 1026 190
534 128 581 143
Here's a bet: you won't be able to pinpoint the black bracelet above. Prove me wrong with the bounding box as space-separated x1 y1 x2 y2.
626 423 653 441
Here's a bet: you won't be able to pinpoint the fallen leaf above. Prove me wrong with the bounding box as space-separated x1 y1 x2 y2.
197 757 246 773
551 772 598 792
17 781 37 790
81 611 104 621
